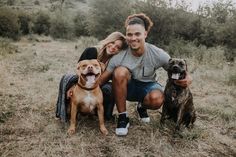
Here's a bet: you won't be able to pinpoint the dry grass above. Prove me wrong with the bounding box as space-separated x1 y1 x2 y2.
0 36 236 157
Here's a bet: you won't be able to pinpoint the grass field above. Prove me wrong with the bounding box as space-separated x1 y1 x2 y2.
0 35 235 157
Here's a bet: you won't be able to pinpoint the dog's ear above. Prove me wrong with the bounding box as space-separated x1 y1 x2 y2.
99 62 106 72
76 62 81 76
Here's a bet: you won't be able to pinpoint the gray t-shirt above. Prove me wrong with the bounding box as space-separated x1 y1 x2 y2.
106 43 170 82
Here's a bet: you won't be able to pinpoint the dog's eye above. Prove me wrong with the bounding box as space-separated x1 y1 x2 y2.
169 61 174 65
93 64 99 67
82 64 87 68
179 62 184 66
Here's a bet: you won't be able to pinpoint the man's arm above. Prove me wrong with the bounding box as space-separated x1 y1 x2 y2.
99 70 113 86
174 72 193 88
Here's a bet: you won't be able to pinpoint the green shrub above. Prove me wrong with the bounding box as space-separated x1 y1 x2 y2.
34 0 40 5
165 38 199 57
0 8 20 40
87 0 131 39
32 11 50 35
17 11 32 35
74 11 89 37
7 0 15 6
228 73 236 86
0 38 16 57
50 11 74 39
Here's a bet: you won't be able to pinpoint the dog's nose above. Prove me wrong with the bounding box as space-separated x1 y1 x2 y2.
173 65 178 70
88 65 93 70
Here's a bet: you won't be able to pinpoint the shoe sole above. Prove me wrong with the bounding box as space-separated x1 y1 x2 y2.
115 123 130 136
140 117 150 123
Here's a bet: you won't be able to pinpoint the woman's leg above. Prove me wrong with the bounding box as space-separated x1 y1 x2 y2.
101 82 115 121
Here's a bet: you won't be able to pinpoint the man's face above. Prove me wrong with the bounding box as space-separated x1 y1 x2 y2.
126 24 147 52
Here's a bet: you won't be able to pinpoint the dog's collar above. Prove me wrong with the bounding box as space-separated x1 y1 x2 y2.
77 82 98 90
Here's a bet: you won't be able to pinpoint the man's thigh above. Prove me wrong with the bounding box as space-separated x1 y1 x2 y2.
127 79 164 103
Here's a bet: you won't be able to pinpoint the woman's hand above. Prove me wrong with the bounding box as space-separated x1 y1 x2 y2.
174 72 192 88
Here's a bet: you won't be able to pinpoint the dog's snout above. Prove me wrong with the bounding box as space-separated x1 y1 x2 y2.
88 65 93 70
173 65 179 70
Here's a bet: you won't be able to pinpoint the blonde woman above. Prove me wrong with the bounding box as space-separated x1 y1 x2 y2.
56 32 127 122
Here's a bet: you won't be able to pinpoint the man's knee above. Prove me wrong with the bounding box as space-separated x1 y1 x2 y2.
113 67 130 81
144 90 164 109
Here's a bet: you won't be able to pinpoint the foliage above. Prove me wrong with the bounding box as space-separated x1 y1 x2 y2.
228 73 236 86
34 0 40 5
0 8 19 40
86 0 131 39
32 11 51 35
0 38 16 56
17 11 32 35
74 10 89 37
50 11 74 39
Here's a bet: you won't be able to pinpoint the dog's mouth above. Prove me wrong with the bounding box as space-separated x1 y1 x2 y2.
82 72 100 83
171 73 180 80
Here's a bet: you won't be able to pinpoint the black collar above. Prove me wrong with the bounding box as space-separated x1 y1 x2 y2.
77 82 98 90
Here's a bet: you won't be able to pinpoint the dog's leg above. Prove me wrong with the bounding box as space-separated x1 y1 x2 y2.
97 102 108 135
175 104 185 131
67 102 78 135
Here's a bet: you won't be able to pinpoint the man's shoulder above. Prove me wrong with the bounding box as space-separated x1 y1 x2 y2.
146 43 165 53
145 43 169 58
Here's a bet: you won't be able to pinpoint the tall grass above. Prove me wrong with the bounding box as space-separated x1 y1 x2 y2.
0 38 16 57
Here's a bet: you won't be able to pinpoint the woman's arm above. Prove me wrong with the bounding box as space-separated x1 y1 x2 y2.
99 70 113 86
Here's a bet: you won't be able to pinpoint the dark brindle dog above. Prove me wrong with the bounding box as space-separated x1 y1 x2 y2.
160 58 196 131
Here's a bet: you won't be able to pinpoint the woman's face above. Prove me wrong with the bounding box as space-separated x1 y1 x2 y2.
106 39 123 55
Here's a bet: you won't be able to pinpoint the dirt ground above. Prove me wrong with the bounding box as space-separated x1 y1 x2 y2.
0 36 235 157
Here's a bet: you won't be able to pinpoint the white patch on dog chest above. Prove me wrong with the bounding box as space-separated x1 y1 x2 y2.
83 91 96 110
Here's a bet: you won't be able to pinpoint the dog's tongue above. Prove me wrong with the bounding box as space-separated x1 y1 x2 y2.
86 75 95 84
171 73 180 80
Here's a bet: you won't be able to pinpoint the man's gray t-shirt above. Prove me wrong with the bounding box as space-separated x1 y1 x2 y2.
106 43 170 82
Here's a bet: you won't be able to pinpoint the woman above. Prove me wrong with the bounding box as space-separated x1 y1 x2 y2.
56 32 127 122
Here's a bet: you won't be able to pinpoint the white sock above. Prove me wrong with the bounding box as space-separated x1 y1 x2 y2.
119 111 128 117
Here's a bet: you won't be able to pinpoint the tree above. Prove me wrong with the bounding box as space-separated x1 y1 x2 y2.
86 0 131 39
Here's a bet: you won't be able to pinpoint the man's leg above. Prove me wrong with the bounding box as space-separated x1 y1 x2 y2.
112 67 131 136
142 90 164 110
112 67 131 113
136 82 164 123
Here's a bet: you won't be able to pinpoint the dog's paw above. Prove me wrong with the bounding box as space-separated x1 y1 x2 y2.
67 128 76 135
100 127 108 136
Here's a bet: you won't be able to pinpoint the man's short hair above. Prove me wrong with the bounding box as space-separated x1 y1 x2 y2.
125 13 153 33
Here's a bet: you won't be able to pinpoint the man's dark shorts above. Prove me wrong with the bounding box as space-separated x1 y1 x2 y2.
127 79 164 103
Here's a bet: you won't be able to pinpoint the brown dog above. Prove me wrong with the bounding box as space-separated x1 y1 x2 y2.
67 59 108 135
160 58 196 131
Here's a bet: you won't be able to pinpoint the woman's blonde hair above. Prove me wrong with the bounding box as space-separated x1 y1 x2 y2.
97 31 127 61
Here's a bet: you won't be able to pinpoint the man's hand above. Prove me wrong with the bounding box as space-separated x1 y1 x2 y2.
174 72 192 88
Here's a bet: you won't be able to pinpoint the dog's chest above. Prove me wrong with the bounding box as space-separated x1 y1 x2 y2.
80 91 97 111
166 83 187 104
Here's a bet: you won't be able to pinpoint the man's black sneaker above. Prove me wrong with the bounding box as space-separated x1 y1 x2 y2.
136 103 150 123
115 113 130 136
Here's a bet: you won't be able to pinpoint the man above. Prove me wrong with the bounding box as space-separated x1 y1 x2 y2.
99 13 192 136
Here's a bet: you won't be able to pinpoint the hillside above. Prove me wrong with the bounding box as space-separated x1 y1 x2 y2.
0 35 235 156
